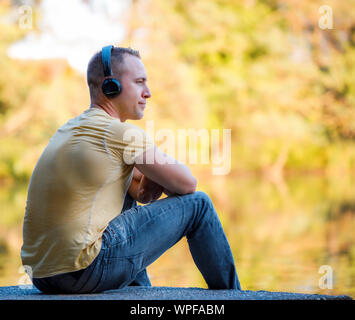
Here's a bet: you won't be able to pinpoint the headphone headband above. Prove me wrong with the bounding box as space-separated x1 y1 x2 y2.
102 45 113 77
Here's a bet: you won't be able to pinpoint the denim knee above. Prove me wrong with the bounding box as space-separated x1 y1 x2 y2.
192 191 214 208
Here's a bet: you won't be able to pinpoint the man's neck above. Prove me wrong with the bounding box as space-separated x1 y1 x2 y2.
90 102 122 120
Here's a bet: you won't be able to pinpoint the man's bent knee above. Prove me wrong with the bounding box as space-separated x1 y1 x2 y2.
184 191 214 208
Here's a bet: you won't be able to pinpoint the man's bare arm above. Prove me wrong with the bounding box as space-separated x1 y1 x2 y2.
134 147 197 195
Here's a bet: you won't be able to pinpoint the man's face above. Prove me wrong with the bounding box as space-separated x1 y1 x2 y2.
114 55 151 121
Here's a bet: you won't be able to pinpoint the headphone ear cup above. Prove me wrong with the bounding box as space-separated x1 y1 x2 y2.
102 78 122 98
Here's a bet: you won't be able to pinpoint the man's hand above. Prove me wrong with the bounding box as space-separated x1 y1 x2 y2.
128 167 179 203
137 175 164 204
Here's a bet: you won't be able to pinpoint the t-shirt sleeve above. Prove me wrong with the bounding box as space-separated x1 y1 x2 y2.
107 120 155 165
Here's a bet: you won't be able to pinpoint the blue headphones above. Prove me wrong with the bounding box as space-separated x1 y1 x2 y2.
101 45 122 98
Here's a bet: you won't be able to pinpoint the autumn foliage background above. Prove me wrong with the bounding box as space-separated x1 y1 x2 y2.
0 0 354 296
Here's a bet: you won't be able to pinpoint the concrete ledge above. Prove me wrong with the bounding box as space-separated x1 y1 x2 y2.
0 285 352 300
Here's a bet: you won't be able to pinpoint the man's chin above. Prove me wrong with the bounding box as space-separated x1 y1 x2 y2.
130 113 144 121
136 112 144 120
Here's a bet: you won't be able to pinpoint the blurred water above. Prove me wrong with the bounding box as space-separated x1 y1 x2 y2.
0 174 354 297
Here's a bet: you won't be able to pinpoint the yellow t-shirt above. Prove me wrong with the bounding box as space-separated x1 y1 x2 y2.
21 107 154 278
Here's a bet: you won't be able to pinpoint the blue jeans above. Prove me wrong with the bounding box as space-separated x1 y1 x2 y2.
32 191 241 293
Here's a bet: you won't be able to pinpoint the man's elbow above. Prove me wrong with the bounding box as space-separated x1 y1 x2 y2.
180 176 197 194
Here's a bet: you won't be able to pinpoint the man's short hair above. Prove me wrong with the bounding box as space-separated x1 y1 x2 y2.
87 47 141 98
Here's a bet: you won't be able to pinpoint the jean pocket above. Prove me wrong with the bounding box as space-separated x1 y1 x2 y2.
97 252 144 292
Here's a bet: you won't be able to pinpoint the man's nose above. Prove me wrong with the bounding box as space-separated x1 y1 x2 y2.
143 85 151 99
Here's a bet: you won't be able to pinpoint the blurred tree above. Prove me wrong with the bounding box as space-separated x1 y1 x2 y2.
136 0 355 176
